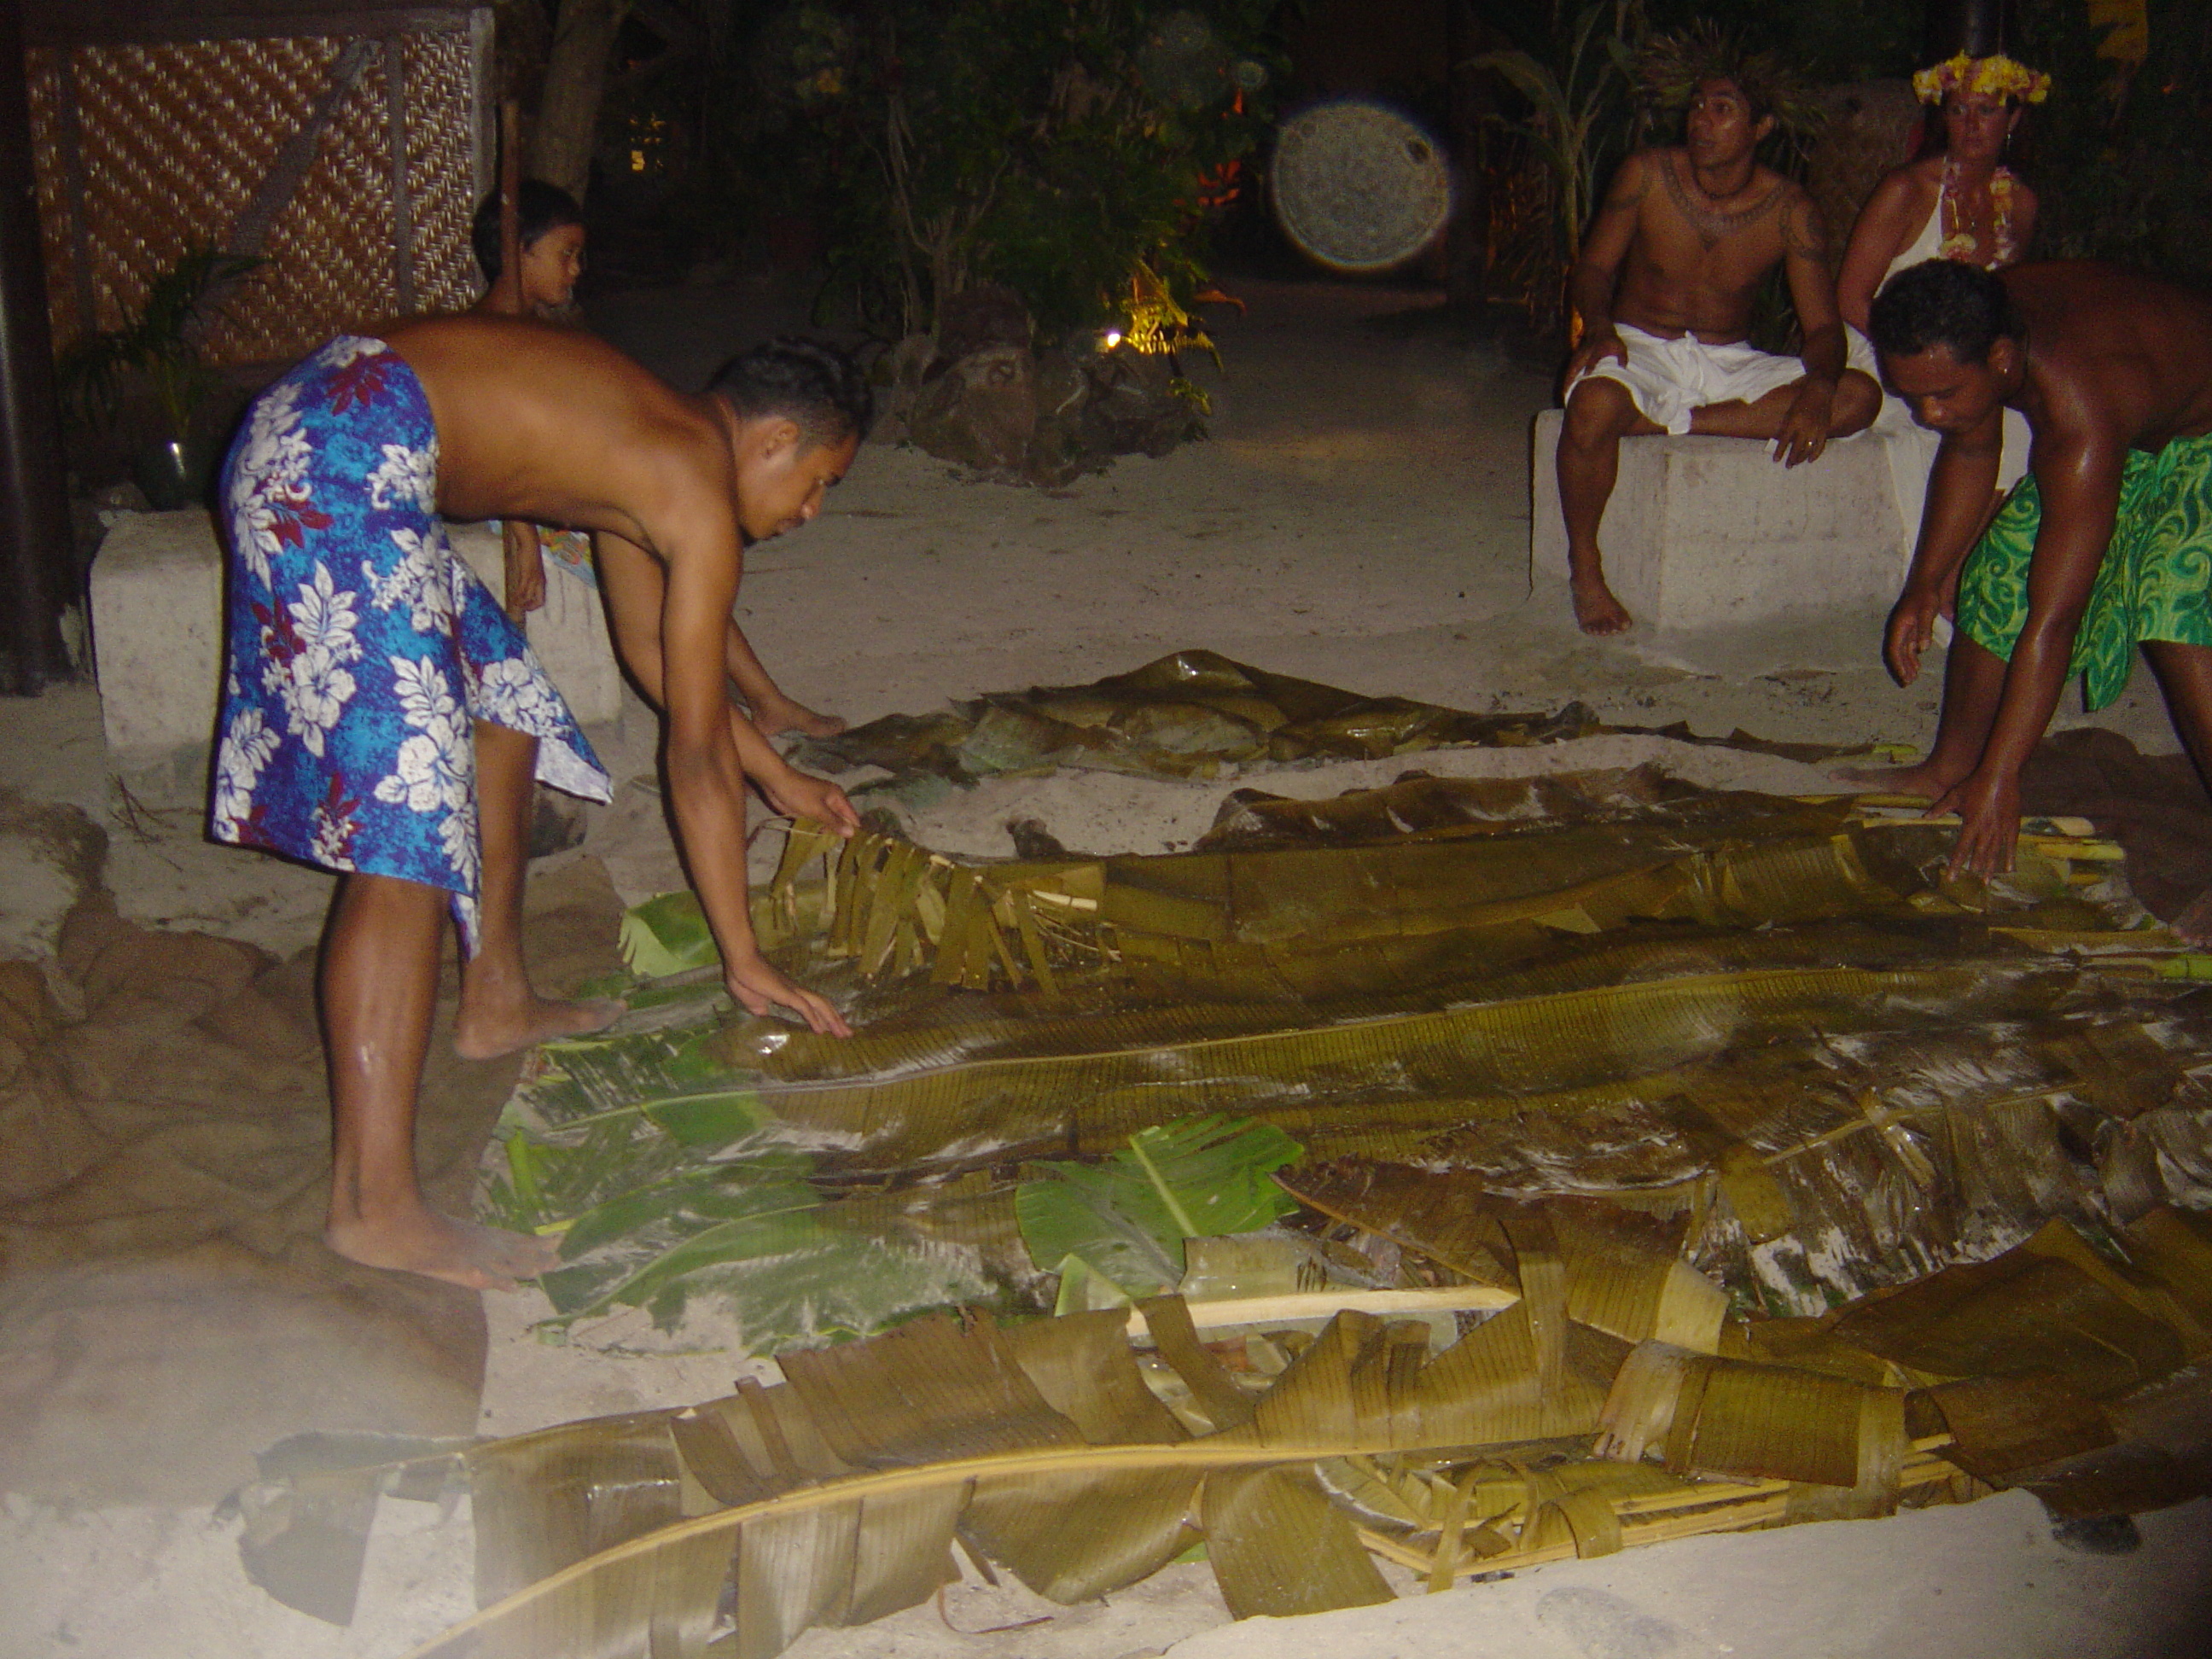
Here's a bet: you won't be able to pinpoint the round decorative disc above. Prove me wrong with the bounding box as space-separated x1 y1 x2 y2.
1269 101 1452 273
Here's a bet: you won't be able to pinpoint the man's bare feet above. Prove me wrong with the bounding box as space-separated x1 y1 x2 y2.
452 993 622 1061
327 1202 561 1290
1829 760 1962 799
749 695 847 740
1571 568 1633 636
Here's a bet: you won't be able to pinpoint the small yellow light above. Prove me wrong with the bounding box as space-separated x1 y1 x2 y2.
1103 330 1124 347
631 149 646 172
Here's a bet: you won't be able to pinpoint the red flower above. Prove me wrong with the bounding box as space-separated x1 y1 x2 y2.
328 352 395 414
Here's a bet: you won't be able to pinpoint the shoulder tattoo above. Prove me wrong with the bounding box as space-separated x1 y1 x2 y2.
1784 195 1828 261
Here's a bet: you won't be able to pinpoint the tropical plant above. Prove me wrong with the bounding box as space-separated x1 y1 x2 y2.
755 0 1280 339
1468 0 1646 334
56 246 264 445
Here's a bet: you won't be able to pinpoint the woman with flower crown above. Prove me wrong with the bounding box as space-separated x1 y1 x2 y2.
1836 52 2051 573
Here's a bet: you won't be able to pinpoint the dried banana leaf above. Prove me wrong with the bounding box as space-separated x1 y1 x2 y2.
1829 1224 2186 1398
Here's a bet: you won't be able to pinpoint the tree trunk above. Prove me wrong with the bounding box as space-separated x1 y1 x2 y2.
1442 0 1493 310
529 0 629 202
0 0 80 692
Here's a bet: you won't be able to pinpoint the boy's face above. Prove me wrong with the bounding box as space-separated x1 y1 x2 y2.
519 223 586 312
733 420 859 544
1685 79 1773 169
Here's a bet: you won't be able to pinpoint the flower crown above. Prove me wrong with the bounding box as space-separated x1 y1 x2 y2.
1912 53 2052 105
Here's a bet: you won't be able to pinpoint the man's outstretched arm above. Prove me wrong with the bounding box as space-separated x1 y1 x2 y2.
1562 153 1648 386
1776 192 1845 465
597 530 859 832
1935 422 2126 874
1883 412 2006 686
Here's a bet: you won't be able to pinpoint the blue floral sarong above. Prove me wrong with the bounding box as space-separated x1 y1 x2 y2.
210 336 610 942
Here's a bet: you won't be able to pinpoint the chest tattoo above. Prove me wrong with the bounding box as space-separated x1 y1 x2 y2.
1660 154 1784 251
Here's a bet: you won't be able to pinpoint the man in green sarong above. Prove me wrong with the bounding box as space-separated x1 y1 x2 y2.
1841 259 2212 897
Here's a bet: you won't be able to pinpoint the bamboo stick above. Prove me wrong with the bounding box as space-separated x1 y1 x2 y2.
1126 1284 1518 1339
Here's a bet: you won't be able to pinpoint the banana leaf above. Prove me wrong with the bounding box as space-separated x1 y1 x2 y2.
620 892 719 977
397 1252 2184 1659
1016 1115 1304 1302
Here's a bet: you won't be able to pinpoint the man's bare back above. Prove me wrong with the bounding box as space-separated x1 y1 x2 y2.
383 316 736 556
2001 265 2212 452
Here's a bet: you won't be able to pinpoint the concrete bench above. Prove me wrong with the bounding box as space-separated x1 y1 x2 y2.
1529 409 1906 632
89 511 625 762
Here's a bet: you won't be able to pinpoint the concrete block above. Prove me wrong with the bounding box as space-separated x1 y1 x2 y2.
1529 410 1905 631
89 510 224 756
90 512 625 765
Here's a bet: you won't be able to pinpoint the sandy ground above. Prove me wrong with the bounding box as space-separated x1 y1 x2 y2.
4 275 2209 1657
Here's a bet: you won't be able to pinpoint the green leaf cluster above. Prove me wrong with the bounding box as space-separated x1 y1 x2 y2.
55 245 264 441
1016 1115 1303 1305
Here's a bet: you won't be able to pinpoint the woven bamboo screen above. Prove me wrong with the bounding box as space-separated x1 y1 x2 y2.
25 16 486 365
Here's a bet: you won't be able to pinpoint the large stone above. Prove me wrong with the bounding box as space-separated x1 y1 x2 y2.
909 345 1039 474
88 511 225 755
1529 410 1906 632
89 511 623 765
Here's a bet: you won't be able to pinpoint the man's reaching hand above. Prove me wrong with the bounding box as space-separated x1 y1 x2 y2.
1564 324 1629 387
1772 379 1835 467
725 946 853 1037
756 762 862 835
1931 765 2022 877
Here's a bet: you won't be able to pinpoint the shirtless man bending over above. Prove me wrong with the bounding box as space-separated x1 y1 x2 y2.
212 318 866 1288
1559 65 1880 634
1842 260 2212 901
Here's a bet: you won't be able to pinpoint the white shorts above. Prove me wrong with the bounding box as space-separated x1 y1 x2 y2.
1566 323 1808 435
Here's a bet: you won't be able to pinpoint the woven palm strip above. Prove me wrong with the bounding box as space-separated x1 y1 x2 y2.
400 30 485 318
65 38 320 353
42 33 480 364
240 39 398 361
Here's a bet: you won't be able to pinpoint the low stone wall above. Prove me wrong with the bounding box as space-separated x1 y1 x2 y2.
87 511 624 765
1529 410 1906 632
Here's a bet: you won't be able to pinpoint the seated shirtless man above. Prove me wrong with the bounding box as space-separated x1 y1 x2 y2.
212 319 866 1289
1842 260 2212 904
1559 65 1880 634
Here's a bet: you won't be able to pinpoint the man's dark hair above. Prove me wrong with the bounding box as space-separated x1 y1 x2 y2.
708 337 874 448
1869 259 2027 364
470 180 585 283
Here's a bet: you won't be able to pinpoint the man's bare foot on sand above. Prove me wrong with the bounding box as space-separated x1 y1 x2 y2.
327 1202 561 1291
748 695 847 741
1570 568 1633 636
453 993 621 1061
1829 760 1964 800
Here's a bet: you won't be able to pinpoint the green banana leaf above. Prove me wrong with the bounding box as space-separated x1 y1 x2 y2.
1015 1115 1305 1304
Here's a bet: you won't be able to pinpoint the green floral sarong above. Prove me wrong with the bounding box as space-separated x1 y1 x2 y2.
1954 431 2212 710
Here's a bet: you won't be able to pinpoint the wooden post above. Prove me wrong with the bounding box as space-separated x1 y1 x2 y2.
1924 0 2014 61
0 0 79 693
494 95 522 314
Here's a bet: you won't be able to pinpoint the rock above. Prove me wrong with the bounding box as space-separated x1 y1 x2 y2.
908 344 1039 475
869 333 938 446
934 282 1033 362
1079 346 1193 459
0 795 108 963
